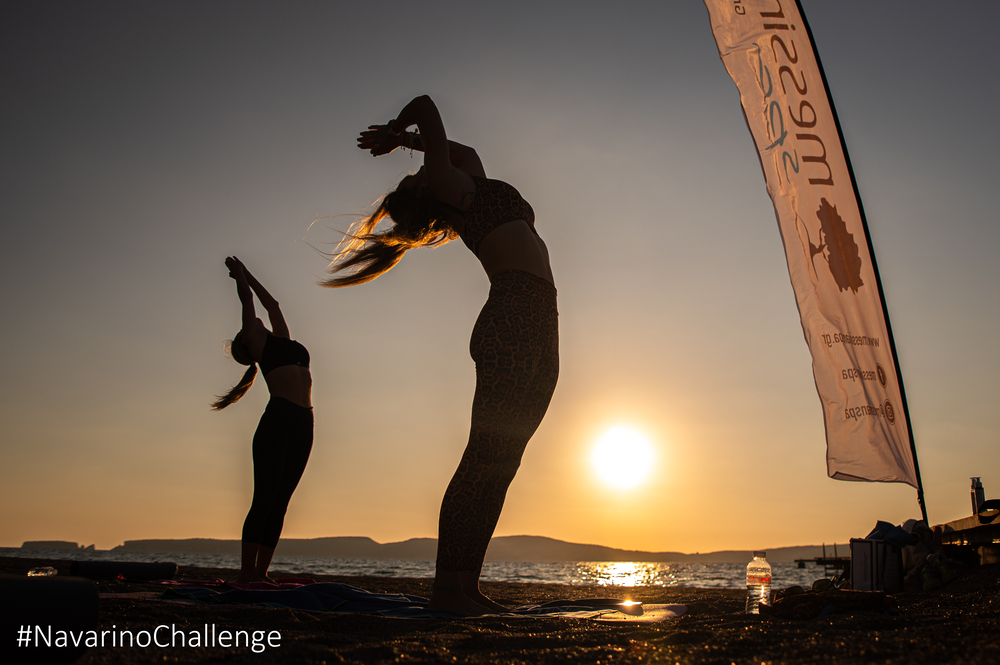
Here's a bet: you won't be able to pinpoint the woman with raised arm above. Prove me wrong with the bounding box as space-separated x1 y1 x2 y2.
213 256 313 583
326 95 558 615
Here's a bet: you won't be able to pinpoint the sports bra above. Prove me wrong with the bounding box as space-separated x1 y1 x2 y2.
441 176 536 256
260 332 310 376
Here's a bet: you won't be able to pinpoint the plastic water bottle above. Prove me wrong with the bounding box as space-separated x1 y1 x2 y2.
745 551 771 614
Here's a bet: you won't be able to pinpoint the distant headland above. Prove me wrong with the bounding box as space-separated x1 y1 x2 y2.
15 536 851 564
20 540 95 551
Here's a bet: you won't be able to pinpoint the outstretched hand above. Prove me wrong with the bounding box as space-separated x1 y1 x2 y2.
225 256 246 279
357 124 401 157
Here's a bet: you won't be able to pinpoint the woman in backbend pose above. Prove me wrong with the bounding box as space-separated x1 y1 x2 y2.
326 95 558 615
213 256 313 583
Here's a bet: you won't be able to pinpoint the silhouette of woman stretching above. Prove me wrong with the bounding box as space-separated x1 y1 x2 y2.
325 96 558 615
213 256 313 583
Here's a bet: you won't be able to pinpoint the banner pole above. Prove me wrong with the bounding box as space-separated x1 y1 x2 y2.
794 0 928 525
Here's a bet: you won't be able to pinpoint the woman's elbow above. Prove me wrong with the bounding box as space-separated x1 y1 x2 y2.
410 94 435 111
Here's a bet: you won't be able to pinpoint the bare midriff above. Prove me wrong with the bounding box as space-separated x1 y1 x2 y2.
263 366 312 408
476 220 554 286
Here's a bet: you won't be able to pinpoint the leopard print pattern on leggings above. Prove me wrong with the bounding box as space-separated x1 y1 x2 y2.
436 270 558 572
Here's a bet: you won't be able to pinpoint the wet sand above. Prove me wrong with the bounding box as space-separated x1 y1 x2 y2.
3 556 998 664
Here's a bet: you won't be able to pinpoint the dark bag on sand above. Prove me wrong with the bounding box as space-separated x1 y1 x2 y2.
69 560 177 580
0 575 98 665
758 589 893 621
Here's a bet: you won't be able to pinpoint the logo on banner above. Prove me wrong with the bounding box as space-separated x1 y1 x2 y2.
883 400 895 425
807 198 864 294
876 363 887 387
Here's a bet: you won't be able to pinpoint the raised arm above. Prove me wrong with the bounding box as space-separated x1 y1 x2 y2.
359 126 485 177
240 262 290 339
393 96 486 173
427 137 485 179
357 96 484 205
226 256 257 334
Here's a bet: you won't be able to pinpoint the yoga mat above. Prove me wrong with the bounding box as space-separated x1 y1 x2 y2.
69 560 177 580
593 604 688 623
159 582 687 621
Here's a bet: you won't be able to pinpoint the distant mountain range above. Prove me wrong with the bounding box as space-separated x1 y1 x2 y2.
72 535 852 563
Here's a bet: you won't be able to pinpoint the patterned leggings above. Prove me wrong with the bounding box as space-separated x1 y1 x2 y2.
242 397 313 549
436 270 559 572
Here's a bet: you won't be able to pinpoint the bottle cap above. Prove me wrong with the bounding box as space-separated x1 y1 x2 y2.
753 551 766 558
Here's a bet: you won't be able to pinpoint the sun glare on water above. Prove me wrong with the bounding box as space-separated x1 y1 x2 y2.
591 426 655 490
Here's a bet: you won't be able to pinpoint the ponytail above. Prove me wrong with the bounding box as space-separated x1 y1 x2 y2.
211 335 257 410
323 187 456 288
211 363 257 410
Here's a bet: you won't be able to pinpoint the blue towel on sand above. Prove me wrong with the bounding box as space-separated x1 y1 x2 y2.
162 583 642 619
164 583 432 615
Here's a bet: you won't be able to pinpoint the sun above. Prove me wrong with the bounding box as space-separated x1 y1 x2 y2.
590 426 655 490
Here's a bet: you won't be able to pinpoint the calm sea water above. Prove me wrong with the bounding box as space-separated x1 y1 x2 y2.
1 547 833 589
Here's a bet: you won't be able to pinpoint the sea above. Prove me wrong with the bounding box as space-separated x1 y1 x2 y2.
1 547 833 590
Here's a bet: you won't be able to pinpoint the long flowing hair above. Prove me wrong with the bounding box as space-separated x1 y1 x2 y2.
323 187 457 287
211 335 257 410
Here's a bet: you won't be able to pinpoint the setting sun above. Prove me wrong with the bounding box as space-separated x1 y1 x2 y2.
590 426 655 490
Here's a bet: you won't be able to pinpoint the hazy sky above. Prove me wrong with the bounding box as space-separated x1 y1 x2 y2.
2 1 998 554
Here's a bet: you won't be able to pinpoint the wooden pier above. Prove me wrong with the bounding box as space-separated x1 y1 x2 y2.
935 510 1000 565
794 543 850 578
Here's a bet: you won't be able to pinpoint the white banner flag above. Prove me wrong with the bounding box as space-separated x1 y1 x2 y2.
704 0 919 487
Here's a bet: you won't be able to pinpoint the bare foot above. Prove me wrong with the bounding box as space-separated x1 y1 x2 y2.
428 587 491 617
466 590 510 614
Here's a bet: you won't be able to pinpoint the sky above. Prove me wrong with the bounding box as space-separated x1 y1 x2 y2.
2 1 998 555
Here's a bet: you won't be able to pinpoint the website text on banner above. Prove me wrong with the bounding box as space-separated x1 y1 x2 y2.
702 0 919 488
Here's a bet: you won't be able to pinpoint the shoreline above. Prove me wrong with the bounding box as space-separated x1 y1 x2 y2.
0 547 840 590
3 556 998 664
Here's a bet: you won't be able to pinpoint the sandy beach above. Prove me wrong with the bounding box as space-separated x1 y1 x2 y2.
3 556 998 664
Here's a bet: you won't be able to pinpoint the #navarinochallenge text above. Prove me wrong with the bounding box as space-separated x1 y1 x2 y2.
17 624 281 654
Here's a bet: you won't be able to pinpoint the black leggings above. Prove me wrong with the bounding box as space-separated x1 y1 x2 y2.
242 397 313 549
437 270 559 572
